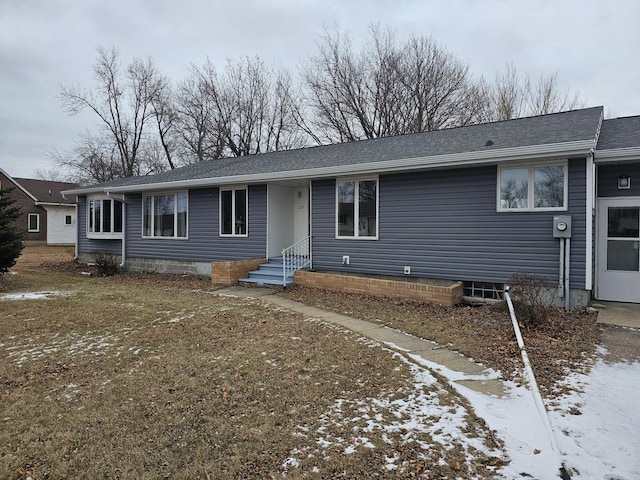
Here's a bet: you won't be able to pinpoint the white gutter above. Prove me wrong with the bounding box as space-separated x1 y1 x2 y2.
90 140 597 194
594 147 640 163
35 202 76 207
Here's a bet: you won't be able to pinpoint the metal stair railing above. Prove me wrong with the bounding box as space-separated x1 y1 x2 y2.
281 235 312 286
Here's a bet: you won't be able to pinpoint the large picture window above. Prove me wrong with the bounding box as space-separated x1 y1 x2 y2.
336 178 378 239
142 192 188 238
88 198 123 237
498 163 567 211
220 187 247 236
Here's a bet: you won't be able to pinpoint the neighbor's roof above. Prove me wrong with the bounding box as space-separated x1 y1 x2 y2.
595 116 640 163
2 171 78 205
64 106 604 195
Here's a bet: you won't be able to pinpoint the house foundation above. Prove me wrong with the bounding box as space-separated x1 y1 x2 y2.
295 270 463 307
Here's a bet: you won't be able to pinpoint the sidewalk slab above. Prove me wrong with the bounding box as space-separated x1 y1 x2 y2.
593 301 640 329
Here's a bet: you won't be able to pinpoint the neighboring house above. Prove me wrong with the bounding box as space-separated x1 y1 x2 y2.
63 107 640 306
0 169 78 245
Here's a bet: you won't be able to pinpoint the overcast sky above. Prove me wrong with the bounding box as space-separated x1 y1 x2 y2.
1 0 639 179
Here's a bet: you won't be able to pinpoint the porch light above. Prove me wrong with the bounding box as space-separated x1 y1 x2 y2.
618 174 631 189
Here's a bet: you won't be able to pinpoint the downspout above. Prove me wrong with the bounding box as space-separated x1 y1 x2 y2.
585 150 595 294
107 192 126 267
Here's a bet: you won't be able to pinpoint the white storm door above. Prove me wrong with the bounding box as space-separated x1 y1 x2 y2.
597 198 640 302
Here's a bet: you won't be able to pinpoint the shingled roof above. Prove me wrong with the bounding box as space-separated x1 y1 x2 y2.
65 106 604 195
6 176 78 205
596 116 640 150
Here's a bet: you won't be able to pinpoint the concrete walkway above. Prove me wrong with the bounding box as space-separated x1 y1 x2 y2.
592 301 640 329
215 286 506 397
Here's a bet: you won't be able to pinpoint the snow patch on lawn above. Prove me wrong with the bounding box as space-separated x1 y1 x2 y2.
410 349 640 479
551 354 640 480
283 356 505 476
3 327 146 366
0 290 74 301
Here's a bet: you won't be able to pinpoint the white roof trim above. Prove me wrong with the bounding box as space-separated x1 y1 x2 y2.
0 168 38 202
66 139 597 195
594 147 640 163
36 202 76 207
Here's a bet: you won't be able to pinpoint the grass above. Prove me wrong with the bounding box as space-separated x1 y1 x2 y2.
0 247 506 479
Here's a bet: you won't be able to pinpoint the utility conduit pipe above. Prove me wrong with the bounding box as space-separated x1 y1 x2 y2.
558 238 565 298
564 238 571 310
504 286 571 480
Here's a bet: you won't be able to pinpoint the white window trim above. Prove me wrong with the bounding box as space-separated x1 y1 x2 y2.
335 176 379 240
28 213 40 232
142 191 189 239
219 186 248 237
497 160 568 212
87 196 123 239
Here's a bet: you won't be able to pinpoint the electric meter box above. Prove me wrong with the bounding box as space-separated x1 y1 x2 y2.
553 215 572 238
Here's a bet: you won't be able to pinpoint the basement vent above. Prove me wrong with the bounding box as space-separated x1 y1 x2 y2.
463 281 505 302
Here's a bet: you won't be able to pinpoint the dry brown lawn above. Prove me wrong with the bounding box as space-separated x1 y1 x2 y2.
279 286 602 396
0 247 507 479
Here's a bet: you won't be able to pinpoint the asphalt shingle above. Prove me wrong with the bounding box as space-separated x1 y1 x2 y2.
68 106 604 193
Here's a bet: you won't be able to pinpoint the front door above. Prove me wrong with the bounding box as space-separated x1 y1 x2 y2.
597 198 640 302
266 185 310 258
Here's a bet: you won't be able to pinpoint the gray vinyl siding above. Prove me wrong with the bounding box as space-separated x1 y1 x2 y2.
597 162 640 197
77 196 122 254
124 185 267 262
311 159 587 289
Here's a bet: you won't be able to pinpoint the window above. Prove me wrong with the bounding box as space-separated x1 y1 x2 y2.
28 214 39 232
220 187 247 236
498 163 567 211
65 215 72 225
336 178 378 238
88 198 123 236
142 192 188 238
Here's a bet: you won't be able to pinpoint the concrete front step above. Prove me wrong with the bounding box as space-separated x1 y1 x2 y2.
239 257 309 287
238 276 293 287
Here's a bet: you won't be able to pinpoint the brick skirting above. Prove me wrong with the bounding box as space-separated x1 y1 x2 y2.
211 258 267 285
294 271 463 307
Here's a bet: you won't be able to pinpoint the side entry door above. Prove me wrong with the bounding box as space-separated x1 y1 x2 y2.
597 198 640 302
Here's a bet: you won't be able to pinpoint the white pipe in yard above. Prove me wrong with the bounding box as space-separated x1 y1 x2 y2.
504 287 571 479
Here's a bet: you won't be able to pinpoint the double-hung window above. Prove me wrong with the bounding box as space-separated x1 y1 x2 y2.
498 162 567 211
87 198 123 238
28 214 40 232
336 178 378 239
220 187 247 236
142 192 188 238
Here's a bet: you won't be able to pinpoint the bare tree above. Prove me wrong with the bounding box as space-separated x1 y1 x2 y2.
302 25 478 142
59 46 168 179
174 62 226 163
477 63 581 122
399 33 478 131
175 56 307 160
50 131 122 185
527 71 581 116
221 56 306 156
302 26 402 142
149 74 178 169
